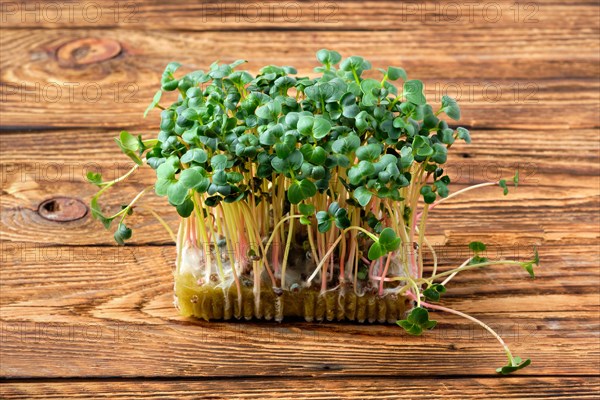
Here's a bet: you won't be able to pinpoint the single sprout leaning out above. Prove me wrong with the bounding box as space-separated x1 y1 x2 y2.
89 49 539 374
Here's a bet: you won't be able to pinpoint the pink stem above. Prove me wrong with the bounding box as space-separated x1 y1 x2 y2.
378 252 393 296
368 259 377 280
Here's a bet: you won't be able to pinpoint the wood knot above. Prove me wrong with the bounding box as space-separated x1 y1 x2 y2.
38 197 88 222
56 38 121 67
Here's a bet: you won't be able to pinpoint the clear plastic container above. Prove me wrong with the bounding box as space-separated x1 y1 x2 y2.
172 214 411 323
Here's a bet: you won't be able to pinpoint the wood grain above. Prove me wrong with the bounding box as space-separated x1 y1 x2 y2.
1 128 598 245
2 377 600 399
1 242 598 311
1 0 599 396
1 238 598 378
1 306 599 378
0 28 598 130
0 0 597 30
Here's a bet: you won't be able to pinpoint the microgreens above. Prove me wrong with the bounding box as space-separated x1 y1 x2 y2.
469 241 489 265
497 356 532 375
423 283 446 302
89 49 539 374
397 307 437 335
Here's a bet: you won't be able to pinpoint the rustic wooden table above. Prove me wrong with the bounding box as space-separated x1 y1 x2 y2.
1 1 599 398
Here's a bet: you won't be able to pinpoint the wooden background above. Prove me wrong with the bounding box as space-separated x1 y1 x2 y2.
1 0 599 398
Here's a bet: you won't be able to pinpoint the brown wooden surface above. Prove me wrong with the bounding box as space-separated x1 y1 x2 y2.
1 0 599 398
2 377 600 399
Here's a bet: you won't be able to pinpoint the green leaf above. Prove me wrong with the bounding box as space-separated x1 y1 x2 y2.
114 222 132 245
457 127 471 144
299 216 312 225
378 227 394 245
297 115 314 136
229 59 247 69
328 202 341 216
356 143 382 161
434 179 449 198
275 134 297 159
211 154 228 170
259 131 277 146
114 131 142 165
412 136 434 157
299 203 315 216
181 149 208 164
368 228 401 260
360 79 380 96
438 128 455 145
144 90 162 117
255 105 272 120
313 118 332 139
420 186 436 204
499 179 509 195
156 161 176 180
334 208 351 230
179 168 205 189
287 179 317 204
90 196 113 229
387 66 407 81
86 171 103 186
176 198 194 217
522 262 535 278
212 170 228 185
119 131 139 151
340 56 370 73
355 110 370 133
343 104 360 118
316 211 333 233
367 241 384 260
397 320 423 335
309 146 327 165
397 307 437 336
353 186 373 207
469 241 487 253
332 134 361 154
513 169 519 188
399 147 414 170
378 227 401 252
316 49 342 66
522 247 540 279
431 143 448 164
161 62 181 91
209 63 233 79
167 181 188 205
403 80 426 105
496 356 531 375
155 178 171 196
357 160 376 177
440 95 461 120
469 255 489 265
423 284 446 302
298 116 331 139
227 171 244 184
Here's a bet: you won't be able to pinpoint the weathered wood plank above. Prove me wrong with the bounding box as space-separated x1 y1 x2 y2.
1 222 598 377
1 161 597 246
1 377 599 399
1 241 597 309
0 29 598 130
0 306 598 378
1 0 597 32
1 128 597 245
1 0 598 384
